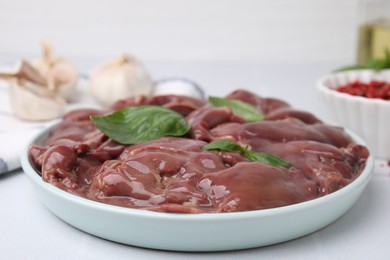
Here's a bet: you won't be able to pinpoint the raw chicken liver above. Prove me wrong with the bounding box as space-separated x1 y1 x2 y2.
30 90 369 213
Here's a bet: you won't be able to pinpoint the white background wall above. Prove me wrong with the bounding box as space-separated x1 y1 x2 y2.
0 0 366 64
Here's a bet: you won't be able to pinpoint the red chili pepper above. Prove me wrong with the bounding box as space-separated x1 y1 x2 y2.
336 80 390 100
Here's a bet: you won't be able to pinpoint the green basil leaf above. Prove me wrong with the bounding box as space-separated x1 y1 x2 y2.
334 64 368 72
203 140 291 167
367 54 390 70
202 140 244 152
335 48 390 72
91 106 190 144
208 96 265 122
243 150 291 168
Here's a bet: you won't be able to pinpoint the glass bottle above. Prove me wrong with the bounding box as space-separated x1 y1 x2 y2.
357 0 390 63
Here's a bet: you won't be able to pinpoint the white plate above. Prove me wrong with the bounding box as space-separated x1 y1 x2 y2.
21 126 374 252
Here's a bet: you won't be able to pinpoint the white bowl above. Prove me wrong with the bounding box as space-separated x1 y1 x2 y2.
21 126 374 251
21 126 374 252
317 69 390 159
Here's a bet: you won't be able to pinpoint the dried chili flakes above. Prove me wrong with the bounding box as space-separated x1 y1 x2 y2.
336 80 390 100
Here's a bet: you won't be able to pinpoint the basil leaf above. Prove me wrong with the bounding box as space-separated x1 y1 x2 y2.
243 150 291 168
208 96 265 122
202 140 244 152
334 64 368 72
367 54 390 70
203 140 291 167
335 48 390 72
91 106 190 144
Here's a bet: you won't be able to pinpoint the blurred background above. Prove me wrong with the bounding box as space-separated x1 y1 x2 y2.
0 0 389 113
0 0 365 63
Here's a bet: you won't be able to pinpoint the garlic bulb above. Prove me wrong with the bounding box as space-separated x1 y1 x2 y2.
9 78 66 121
0 60 66 121
34 41 78 101
90 54 153 105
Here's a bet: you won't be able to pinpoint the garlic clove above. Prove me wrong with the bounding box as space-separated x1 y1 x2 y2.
9 78 66 121
34 41 78 101
0 59 48 87
90 54 153 105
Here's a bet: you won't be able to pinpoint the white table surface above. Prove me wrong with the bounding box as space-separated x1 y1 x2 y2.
1 62 390 259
